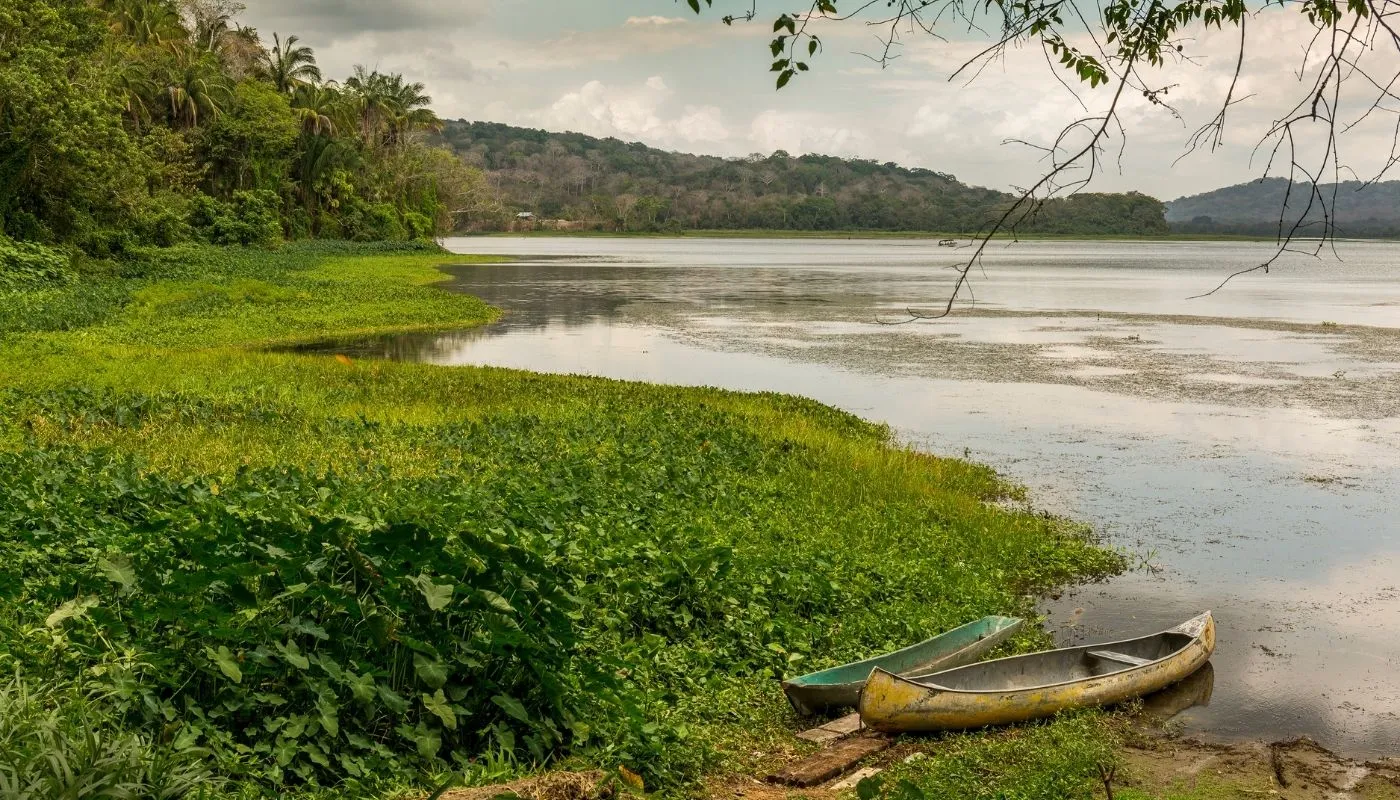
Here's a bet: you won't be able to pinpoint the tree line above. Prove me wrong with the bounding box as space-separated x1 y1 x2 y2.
1 0 495 268
439 120 1170 235
1167 178 1400 237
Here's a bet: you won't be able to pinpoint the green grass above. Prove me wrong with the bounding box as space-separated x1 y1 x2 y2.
0 242 1123 799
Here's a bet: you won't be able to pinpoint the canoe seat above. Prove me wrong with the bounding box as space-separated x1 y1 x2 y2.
1087 650 1152 667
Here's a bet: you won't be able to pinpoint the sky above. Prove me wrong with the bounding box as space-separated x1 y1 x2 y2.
235 0 1400 201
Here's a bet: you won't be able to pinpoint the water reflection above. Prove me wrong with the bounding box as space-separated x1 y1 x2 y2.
295 237 1400 757
1142 662 1215 721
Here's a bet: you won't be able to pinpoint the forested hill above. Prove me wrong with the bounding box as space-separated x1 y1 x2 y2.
439 120 1170 234
1166 178 1400 237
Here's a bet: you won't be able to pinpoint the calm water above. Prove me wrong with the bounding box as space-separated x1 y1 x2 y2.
344 237 1400 756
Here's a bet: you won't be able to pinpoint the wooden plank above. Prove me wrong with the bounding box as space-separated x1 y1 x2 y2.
796 727 843 745
823 712 864 735
828 767 882 791
768 733 893 787
795 712 864 744
1088 650 1152 667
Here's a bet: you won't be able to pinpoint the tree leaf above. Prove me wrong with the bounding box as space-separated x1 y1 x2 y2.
408 721 441 759
277 641 310 670
619 766 644 793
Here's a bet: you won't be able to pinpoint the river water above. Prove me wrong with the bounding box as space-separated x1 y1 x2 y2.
347 237 1400 756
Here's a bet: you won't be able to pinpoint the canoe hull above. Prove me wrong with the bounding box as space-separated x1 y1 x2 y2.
859 612 1215 732
781 616 1023 716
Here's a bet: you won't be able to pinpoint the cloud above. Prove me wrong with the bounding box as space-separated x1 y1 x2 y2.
239 0 488 38
748 110 870 157
534 77 732 150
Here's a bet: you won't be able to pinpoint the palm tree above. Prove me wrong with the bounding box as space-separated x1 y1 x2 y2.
292 82 340 137
384 73 441 145
101 0 185 46
99 44 160 133
343 67 440 147
165 50 232 128
262 33 322 95
343 65 392 144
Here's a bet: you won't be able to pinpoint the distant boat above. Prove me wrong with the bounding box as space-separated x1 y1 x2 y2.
781 616 1023 716
938 239 958 246
858 612 1215 732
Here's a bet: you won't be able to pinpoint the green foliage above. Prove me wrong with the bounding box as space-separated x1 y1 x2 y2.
440 121 1168 235
1 0 486 255
0 672 216 799
859 712 1119 800
191 191 283 246
0 244 1123 797
202 81 301 195
0 237 71 287
1167 177 1400 237
0 0 148 243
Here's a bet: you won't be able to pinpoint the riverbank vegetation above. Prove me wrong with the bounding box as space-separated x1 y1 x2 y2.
1 0 495 262
438 121 1169 236
0 241 1125 798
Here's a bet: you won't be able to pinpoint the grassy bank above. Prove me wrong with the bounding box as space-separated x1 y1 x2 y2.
0 242 1123 799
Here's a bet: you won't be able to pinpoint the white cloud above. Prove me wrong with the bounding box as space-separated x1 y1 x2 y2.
239 1 1400 198
748 110 869 156
534 77 732 150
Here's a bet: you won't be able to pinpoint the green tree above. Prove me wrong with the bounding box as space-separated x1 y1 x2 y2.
201 79 299 195
0 0 147 242
164 48 232 128
261 32 321 95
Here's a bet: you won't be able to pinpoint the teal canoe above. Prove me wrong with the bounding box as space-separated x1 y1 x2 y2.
781 616 1023 716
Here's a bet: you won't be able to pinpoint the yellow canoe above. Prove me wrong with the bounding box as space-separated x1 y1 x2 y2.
858 611 1215 733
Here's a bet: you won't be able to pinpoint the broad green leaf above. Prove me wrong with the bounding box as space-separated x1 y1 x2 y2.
413 652 448 689
491 693 530 723
378 685 409 714
45 596 97 628
478 589 515 613
421 689 457 730
348 672 376 703
411 574 454 611
206 646 242 683
317 697 340 737
97 555 136 594
277 641 310 670
409 721 441 759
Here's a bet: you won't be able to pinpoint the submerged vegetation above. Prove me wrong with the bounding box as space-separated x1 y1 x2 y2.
0 241 1123 798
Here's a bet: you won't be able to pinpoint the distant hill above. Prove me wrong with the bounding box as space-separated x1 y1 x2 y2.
437 120 1168 235
1166 178 1400 237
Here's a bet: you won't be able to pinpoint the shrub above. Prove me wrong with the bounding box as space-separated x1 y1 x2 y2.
345 203 407 242
403 211 434 240
190 191 282 247
0 237 72 288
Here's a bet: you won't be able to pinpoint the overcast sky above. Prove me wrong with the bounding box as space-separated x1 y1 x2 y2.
236 0 1400 200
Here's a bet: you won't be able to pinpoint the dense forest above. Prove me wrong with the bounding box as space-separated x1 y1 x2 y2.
439 120 1171 235
1166 178 1400 237
1 0 493 275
